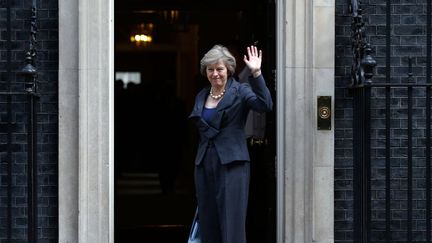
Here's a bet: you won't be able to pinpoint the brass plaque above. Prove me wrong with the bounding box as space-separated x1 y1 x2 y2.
317 96 331 130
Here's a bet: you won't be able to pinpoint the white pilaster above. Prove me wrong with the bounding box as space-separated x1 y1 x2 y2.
313 1 335 242
59 0 79 241
277 0 334 242
77 0 114 242
59 0 114 242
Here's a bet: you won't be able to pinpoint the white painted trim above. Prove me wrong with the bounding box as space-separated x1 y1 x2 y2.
276 0 335 242
108 0 115 238
276 0 286 242
58 0 79 241
77 0 114 241
59 0 114 242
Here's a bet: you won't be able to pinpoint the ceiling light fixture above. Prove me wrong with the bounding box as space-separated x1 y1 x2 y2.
130 23 154 46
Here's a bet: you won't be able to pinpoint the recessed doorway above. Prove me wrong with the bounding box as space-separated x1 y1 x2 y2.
114 0 276 242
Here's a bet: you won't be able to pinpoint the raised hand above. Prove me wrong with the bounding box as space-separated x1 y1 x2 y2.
243 45 262 77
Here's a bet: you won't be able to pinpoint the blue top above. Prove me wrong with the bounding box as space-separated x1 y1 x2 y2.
202 107 217 122
189 75 273 165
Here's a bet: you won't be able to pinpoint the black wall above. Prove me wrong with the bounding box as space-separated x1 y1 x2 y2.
335 0 430 242
0 0 58 242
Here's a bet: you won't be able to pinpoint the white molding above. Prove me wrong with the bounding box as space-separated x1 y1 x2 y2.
276 0 286 242
277 0 334 242
59 0 114 242
77 0 114 242
58 0 79 241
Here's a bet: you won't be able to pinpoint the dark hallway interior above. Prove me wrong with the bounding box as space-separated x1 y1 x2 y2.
114 0 276 242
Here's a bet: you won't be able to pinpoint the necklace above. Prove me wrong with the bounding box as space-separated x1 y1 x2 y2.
210 87 225 100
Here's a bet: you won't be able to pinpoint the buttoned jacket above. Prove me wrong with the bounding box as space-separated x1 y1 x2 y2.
189 74 273 165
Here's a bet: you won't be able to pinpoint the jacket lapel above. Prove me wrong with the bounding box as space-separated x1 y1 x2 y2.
207 78 238 129
189 77 238 130
215 77 236 111
189 87 209 119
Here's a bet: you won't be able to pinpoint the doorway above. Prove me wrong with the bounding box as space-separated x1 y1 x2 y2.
114 0 276 242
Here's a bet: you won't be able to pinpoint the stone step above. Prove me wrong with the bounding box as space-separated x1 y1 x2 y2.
116 172 162 195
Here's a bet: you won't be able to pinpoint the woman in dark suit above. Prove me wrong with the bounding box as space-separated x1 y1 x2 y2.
189 44 273 243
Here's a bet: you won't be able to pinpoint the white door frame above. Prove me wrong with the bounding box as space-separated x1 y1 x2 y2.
58 0 334 242
275 0 335 242
59 0 114 242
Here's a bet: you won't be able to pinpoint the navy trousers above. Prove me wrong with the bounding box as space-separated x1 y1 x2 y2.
194 145 250 243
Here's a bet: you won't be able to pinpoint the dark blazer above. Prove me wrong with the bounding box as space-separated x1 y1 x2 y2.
189 74 273 165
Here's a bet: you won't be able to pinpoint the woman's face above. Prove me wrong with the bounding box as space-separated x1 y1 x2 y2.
206 61 228 88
